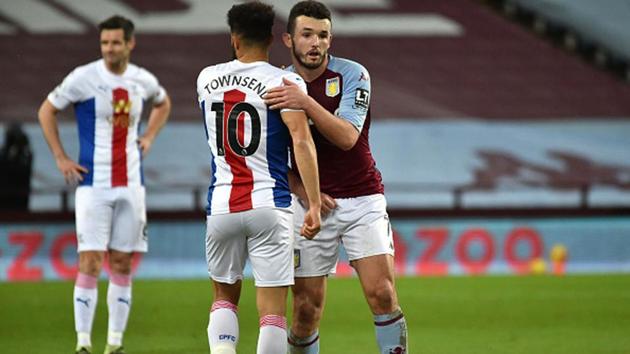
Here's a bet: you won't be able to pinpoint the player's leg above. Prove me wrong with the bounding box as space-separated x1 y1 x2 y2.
343 195 408 353
209 280 242 354
105 187 147 353
246 208 294 354
352 254 408 354
289 276 327 354
74 186 112 353
74 251 105 353
289 196 339 354
104 250 133 354
256 286 289 354
206 212 247 354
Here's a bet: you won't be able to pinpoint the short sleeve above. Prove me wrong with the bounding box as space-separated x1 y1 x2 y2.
47 69 85 110
140 69 167 105
280 73 308 113
337 63 371 132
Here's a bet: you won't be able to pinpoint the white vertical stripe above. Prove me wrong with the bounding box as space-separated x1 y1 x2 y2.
127 125 141 186
248 103 274 209
93 100 112 187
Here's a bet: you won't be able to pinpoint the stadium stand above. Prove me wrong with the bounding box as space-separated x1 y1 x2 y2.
504 0 630 80
0 0 629 212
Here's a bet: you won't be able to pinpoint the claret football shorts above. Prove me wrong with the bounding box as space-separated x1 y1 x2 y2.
75 186 148 253
293 193 394 277
206 207 294 287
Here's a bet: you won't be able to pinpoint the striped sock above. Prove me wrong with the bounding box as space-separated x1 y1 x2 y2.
107 272 132 346
208 300 239 353
288 330 319 354
374 309 408 354
257 315 287 354
74 273 98 348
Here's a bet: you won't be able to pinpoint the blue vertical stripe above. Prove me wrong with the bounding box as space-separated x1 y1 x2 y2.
266 109 291 207
201 100 217 215
206 154 217 215
75 98 96 186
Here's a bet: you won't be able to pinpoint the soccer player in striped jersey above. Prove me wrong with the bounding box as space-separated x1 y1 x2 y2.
264 1 409 353
38 15 171 354
196 2 321 354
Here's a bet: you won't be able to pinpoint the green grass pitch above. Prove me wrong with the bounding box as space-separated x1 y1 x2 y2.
1 275 629 353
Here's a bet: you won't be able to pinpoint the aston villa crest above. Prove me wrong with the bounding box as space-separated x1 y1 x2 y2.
326 77 340 97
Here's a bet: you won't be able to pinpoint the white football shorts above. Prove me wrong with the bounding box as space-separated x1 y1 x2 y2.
75 186 147 253
206 207 294 287
293 193 394 277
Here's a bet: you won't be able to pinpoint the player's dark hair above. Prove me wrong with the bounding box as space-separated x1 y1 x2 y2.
98 15 135 42
227 1 275 46
287 0 332 35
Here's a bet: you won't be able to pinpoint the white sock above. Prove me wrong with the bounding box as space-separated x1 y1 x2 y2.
374 309 408 354
107 273 132 346
208 300 239 353
74 273 98 348
257 315 287 354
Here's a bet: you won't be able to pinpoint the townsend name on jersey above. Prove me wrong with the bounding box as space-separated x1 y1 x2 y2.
202 74 267 99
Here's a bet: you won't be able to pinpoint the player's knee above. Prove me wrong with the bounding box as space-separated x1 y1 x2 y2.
366 281 398 314
79 252 103 276
293 296 324 332
109 255 132 275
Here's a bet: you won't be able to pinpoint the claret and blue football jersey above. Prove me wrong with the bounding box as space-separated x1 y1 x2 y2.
197 60 307 216
287 55 384 198
47 59 166 188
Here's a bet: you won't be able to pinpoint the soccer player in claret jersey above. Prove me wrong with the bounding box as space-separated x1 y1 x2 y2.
38 15 171 354
196 2 321 354
264 1 409 353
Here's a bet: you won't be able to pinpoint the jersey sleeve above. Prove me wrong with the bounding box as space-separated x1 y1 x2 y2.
338 62 371 132
47 68 85 110
279 73 308 113
140 68 167 105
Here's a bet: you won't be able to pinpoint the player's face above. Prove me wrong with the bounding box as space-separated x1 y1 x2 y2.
100 29 134 69
288 16 331 70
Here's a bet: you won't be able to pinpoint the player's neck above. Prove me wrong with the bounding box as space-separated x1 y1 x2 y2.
106 60 129 76
236 47 269 64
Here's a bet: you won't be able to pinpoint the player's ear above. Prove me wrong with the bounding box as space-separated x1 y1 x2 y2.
127 36 136 50
231 33 240 50
282 32 292 49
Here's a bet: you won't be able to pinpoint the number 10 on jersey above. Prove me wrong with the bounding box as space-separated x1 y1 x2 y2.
211 90 261 157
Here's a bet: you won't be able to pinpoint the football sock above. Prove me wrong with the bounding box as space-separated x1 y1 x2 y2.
74 272 98 348
208 300 239 353
374 309 408 354
257 315 287 354
288 329 320 354
107 272 132 346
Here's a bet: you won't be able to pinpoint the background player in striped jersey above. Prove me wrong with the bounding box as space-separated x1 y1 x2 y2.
38 15 171 354
264 1 409 353
196 2 321 354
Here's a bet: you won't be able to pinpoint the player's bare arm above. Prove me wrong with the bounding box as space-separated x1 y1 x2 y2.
281 110 322 239
137 93 172 156
266 78 359 150
288 169 337 216
38 99 88 183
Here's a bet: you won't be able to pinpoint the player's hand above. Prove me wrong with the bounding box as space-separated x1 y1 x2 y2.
137 135 153 157
300 206 321 240
264 77 309 111
321 193 337 217
56 156 88 185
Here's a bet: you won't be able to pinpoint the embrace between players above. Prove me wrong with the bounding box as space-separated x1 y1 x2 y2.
39 1 408 353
